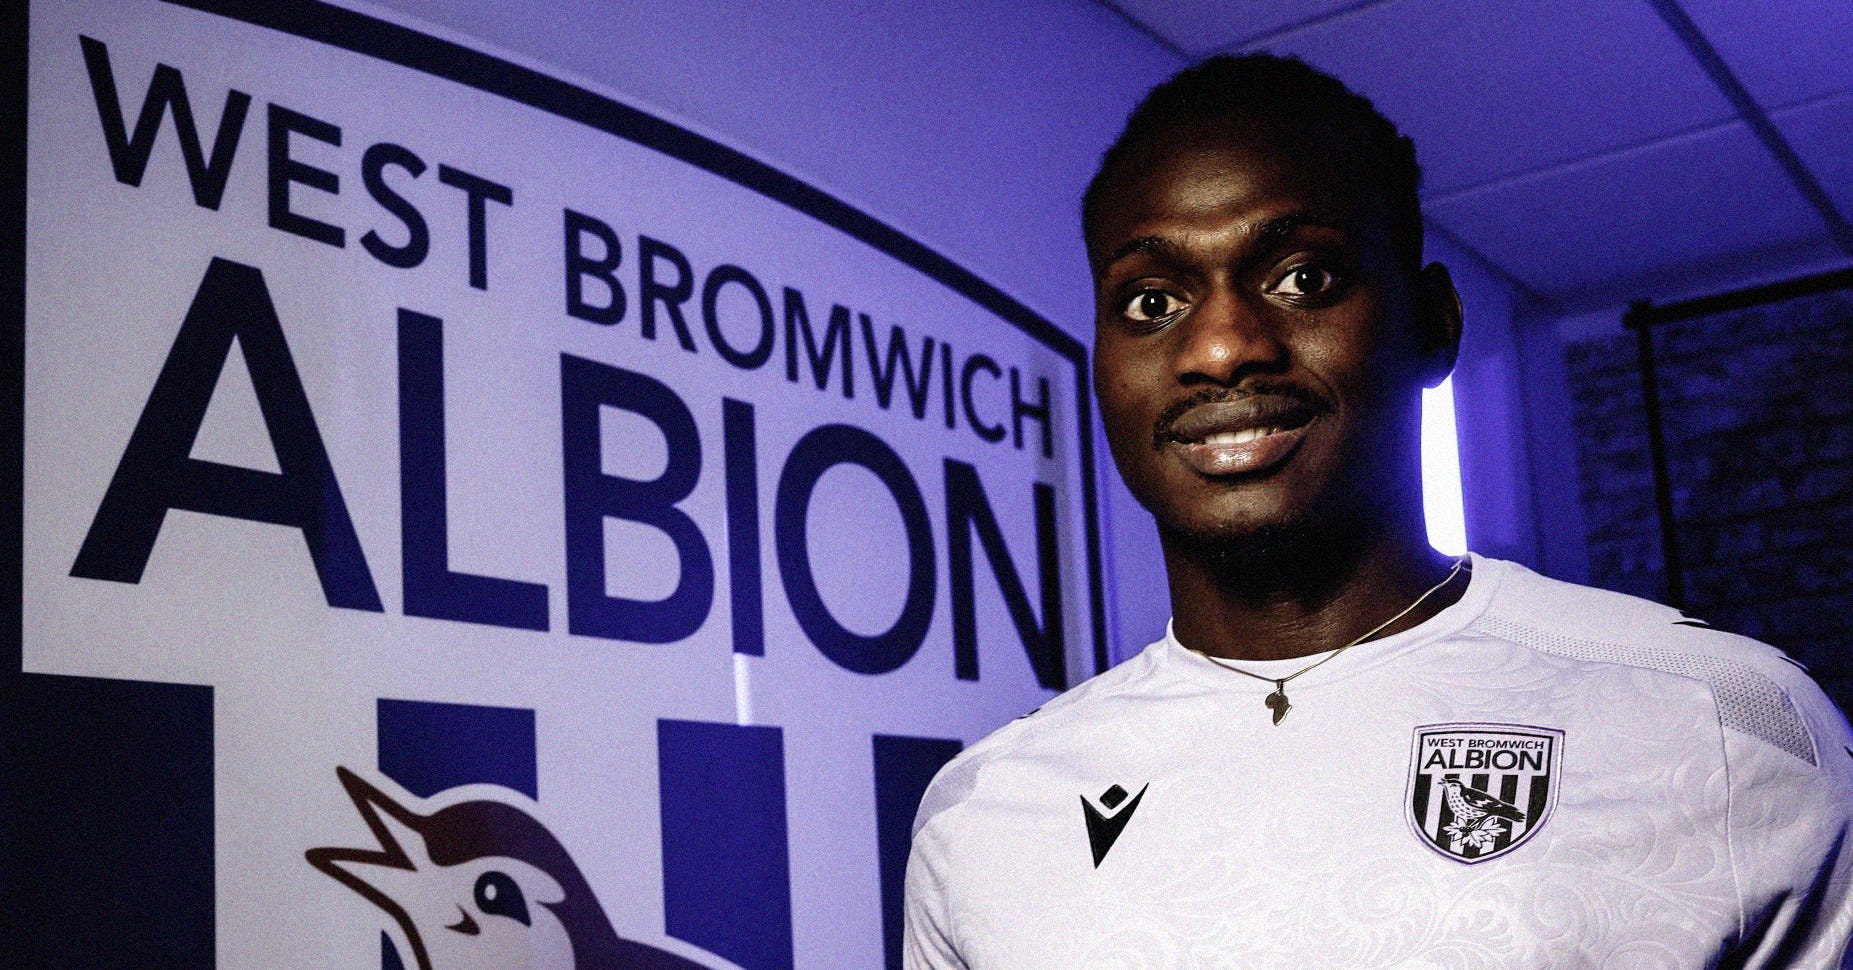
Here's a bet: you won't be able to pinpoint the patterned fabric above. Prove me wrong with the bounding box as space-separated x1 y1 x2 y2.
904 556 1853 969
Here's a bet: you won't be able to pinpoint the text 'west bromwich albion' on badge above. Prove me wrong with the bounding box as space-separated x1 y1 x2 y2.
1406 723 1563 864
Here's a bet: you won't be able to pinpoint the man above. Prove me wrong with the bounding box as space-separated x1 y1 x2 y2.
903 54 1853 968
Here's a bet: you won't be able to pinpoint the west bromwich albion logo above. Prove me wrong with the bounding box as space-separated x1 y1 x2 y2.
307 767 713 969
1406 723 1562 864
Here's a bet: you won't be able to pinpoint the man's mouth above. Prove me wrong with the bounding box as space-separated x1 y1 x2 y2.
1197 426 1290 446
1156 394 1324 478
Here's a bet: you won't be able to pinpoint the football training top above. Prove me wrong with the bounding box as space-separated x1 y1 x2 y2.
904 555 1853 969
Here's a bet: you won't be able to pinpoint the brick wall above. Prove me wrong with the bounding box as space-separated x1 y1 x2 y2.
1564 289 1853 714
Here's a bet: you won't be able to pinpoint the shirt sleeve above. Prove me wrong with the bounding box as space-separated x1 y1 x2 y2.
903 819 968 970
1729 676 1853 968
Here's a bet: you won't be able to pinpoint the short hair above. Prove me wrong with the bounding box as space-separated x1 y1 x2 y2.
1083 53 1424 272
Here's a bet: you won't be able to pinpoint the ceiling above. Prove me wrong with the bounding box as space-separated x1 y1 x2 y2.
1099 0 1853 314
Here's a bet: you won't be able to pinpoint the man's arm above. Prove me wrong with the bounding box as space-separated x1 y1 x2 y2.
1729 677 1853 968
903 821 968 970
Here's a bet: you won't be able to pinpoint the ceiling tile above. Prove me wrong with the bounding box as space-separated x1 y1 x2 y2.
1774 92 1853 226
1425 122 1827 301
1109 0 1370 54
1679 0 1853 108
1237 0 1735 194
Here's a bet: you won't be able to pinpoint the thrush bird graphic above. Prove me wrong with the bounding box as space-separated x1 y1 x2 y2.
307 766 712 970
1437 773 1527 828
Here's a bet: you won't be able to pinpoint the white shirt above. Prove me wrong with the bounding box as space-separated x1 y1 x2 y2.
904 555 1853 969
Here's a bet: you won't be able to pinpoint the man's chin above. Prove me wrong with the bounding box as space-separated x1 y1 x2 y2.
1159 511 1364 597
1167 518 1307 570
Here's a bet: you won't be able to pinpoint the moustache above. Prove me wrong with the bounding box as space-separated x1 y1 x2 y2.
1151 383 1332 448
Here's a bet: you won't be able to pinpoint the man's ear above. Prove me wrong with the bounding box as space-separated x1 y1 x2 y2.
1413 262 1463 389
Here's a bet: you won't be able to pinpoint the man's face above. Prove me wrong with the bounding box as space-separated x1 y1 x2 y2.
1088 124 1455 552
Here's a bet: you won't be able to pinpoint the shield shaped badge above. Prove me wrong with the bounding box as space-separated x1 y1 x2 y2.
1406 723 1562 864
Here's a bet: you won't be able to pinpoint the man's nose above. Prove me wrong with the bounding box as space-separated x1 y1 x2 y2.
1173 288 1287 384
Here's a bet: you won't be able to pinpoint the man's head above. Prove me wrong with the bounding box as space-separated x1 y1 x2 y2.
1086 54 1461 572
1083 54 1424 276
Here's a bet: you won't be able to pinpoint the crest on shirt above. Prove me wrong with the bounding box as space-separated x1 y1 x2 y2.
1406 723 1562 864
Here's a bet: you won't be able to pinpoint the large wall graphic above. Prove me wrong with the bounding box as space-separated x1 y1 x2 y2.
7 2 1106 967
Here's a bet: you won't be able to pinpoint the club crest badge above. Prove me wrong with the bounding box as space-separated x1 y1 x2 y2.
1406 723 1562 864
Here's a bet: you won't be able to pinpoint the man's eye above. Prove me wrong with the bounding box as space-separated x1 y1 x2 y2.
1271 265 1340 298
1122 289 1184 322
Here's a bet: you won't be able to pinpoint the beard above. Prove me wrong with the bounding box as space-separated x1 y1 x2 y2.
1157 498 1377 607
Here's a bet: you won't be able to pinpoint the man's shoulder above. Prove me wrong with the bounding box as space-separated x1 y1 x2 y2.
1474 557 1845 766
908 638 1168 840
1477 557 1801 674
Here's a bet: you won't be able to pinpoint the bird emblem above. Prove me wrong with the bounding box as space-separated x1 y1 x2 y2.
1436 773 1527 851
307 766 713 970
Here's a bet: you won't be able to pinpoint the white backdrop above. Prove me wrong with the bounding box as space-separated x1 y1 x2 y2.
19 1 1106 966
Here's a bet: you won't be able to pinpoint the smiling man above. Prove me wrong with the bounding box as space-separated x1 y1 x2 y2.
903 54 1853 968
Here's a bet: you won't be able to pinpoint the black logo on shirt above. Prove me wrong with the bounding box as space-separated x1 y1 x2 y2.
1081 783 1148 867
1408 723 1562 864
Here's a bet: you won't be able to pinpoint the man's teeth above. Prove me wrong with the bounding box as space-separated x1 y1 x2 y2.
1200 427 1282 446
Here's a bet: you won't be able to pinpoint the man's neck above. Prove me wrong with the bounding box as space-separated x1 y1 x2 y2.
1163 522 1466 663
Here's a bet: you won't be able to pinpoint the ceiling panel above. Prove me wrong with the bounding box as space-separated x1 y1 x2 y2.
1678 0 1853 109
1425 122 1824 301
1097 0 1849 301
1773 93 1853 226
1108 0 1369 54
1237 0 1735 195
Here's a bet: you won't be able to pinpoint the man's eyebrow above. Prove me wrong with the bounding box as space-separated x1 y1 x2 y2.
1252 211 1348 251
1099 235 1176 271
1097 211 1348 273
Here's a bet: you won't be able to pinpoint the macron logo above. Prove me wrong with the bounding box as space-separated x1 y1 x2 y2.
1080 783 1148 867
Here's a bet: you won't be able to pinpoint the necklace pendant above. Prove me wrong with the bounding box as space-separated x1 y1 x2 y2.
1265 684 1291 725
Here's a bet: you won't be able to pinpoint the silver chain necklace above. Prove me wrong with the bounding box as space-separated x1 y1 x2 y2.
1193 556 1469 725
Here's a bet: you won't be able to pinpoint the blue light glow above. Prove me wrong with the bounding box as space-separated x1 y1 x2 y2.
1422 377 1468 556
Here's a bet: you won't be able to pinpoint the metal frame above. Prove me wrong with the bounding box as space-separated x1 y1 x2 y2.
1622 265 1853 608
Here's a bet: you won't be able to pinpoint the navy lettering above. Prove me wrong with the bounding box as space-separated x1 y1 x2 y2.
80 35 250 211
782 288 853 398
639 235 698 351
1010 368 1053 457
775 425 935 674
945 461 1064 688
960 353 1005 444
861 317 936 419
398 310 549 631
360 142 429 269
702 265 775 371
267 103 344 247
436 164 511 290
564 208 625 325
940 342 955 429
723 399 764 655
560 355 712 642
70 258 381 611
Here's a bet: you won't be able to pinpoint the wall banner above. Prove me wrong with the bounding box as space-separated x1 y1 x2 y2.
9 1 1106 967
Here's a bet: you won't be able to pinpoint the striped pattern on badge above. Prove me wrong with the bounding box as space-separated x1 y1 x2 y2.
1406 723 1563 864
